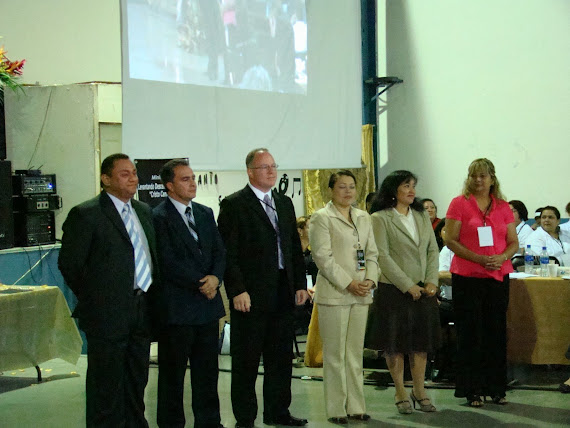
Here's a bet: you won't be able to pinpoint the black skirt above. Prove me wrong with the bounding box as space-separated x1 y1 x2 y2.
365 282 441 354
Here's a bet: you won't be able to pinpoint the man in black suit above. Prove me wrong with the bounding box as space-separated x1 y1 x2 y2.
59 153 159 427
153 159 226 428
217 148 308 428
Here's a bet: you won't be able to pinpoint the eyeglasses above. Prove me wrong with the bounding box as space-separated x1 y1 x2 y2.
249 164 278 171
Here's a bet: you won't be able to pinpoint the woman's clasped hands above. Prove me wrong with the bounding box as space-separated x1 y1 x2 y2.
347 279 375 297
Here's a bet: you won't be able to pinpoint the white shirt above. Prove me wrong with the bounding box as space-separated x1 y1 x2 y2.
168 196 195 232
106 192 153 281
392 207 419 245
439 246 455 272
515 221 534 255
560 220 570 233
526 226 570 264
249 183 277 217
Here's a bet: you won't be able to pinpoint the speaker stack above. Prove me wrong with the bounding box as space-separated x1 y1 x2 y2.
0 160 14 249
12 171 60 247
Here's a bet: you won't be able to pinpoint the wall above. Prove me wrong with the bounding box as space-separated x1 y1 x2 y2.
382 0 570 216
0 0 121 85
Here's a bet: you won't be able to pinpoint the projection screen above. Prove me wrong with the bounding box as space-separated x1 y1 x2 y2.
121 0 363 170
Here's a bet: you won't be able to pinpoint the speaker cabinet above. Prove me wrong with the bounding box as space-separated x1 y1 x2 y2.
0 160 14 249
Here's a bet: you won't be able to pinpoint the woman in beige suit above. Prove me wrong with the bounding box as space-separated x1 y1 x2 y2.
309 170 379 424
367 170 441 414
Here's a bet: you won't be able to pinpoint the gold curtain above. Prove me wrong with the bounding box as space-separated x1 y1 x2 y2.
303 124 376 215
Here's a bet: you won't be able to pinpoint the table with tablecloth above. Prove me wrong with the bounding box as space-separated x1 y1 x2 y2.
0 285 82 378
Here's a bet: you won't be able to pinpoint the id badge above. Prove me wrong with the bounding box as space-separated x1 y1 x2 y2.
477 226 494 247
356 249 366 270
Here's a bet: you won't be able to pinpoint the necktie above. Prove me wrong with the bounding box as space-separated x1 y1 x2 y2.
263 194 284 268
185 206 199 243
121 204 152 292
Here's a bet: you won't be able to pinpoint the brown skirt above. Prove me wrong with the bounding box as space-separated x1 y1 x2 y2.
365 282 441 354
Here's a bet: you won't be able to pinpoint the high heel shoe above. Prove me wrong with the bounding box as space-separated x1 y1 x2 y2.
466 394 484 408
485 395 508 405
348 414 371 421
394 397 412 414
410 390 437 412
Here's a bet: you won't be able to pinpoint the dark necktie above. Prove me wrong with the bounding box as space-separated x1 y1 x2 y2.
185 206 199 243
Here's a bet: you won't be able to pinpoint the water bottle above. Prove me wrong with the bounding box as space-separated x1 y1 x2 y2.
539 246 549 277
524 245 535 274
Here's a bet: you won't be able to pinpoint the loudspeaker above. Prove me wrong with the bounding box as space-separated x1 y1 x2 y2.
0 92 6 160
13 211 56 247
0 160 14 249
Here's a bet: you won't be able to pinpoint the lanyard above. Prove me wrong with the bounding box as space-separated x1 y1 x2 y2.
349 211 361 249
479 199 492 226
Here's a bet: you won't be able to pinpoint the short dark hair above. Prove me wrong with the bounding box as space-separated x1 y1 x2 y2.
370 170 423 213
160 159 189 185
565 202 570 216
101 153 130 178
534 207 544 219
365 192 375 204
100 153 130 188
328 170 357 189
434 217 446 251
245 148 270 168
508 200 529 221
541 205 561 219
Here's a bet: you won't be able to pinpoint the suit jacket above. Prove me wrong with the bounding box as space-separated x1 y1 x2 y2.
58 192 160 338
153 198 226 325
217 185 306 311
309 201 379 306
370 208 439 293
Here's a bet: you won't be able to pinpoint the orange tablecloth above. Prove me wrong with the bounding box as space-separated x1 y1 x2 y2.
507 277 570 365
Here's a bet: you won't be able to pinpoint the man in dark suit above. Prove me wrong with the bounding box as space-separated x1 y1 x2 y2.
58 153 159 427
153 159 226 428
217 148 308 428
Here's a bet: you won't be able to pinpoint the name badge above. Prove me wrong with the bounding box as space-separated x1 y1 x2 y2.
356 249 366 270
477 226 494 247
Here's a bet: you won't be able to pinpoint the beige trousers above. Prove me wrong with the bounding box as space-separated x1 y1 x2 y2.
317 303 369 418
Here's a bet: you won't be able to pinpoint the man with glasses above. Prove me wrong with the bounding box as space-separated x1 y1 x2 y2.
217 148 309 428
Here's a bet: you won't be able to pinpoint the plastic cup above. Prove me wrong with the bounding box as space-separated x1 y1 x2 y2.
547 264 558 277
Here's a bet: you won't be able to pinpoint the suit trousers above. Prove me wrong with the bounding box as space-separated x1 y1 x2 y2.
230 307 294 425
452 274 509 398
318 303 369 418
85 292 151 428
157 320 221 428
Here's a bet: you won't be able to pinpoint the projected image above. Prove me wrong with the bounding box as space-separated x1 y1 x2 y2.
127 0 307 94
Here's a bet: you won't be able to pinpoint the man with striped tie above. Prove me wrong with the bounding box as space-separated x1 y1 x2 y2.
153 159 226 428
59 153 159 427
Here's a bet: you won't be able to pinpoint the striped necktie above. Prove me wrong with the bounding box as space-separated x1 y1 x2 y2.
185 206 199 243
121 204 152 292
263 194 284 268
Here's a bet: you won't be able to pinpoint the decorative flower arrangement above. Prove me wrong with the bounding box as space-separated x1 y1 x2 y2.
0 43 26 102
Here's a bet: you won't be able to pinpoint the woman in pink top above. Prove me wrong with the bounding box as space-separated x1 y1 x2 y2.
445 159 518 408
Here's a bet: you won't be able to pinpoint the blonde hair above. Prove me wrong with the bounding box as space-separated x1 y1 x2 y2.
462 158 506 200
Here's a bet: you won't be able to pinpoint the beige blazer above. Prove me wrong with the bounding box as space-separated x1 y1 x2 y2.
309 202 379 305
371 208 439 293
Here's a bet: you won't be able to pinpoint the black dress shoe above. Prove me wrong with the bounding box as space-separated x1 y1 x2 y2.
235 423 253 428
263 414 308 426
560 382 570 393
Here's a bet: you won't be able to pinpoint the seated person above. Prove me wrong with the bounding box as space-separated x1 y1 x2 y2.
434 218 446 251
531 207 544 230
526 206 570 265
560 202 570 233
421 198 441 230
509 200 534 254
365 192 375 214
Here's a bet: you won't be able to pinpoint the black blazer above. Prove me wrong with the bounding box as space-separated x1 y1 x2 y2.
153 198 226 325
58 192 160 338
217 185 306 311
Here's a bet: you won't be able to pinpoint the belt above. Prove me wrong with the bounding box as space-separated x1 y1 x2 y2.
133 288 145 296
